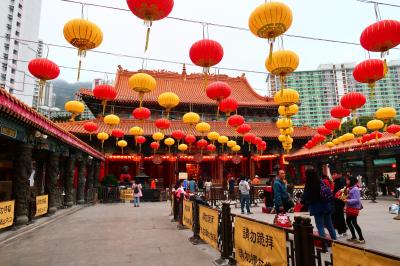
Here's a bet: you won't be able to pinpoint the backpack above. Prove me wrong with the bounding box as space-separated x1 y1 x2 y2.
320 181 333 202
134 185 139 194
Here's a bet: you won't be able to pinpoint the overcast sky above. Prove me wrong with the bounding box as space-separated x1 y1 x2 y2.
38 0 400 95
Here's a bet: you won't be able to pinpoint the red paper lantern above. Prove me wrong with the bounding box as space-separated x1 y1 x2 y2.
353 59 387 96
93 84 117 115
171 130 185 142
362 134 371 143
243 133 256 144
340 92 366 111
252 137 263 146
236 124 251 135
317 126 332 136
219 98 238 116
184 134 196 145
126 0 174 51
206 81 231 102
135 136 146 144
360 20 400 53
150 141 160 153
28 58 60 105
257 141 267 151
189 39 223 72
324 119 341 131
155 118 171 130
387 124 400 134
312 134 326 144
197 139 208 149
370 131 383 140
111 128 124 139
227 115 245 128
206 144 216 152
132 107 151 121
83 121 98 141
330 105 350 119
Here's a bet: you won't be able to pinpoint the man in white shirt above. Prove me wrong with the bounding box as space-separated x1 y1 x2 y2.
239 176 252 215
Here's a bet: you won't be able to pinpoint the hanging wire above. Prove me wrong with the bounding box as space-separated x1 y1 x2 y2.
374 3 382 21
202 23 206 40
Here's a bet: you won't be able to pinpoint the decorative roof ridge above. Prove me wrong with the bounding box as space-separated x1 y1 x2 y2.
0 88 104 160
238 73 274 102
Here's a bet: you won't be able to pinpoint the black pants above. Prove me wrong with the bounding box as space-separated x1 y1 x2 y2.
346 215 364 240
333 200 347 234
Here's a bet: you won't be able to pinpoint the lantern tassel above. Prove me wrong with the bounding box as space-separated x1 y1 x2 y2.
101 100 107 115
352 110 357 126
145 26 151 52
121 147 124 154
368 82 376 99
268 41 274 65
77 58 82 81
89 134 92 141
139 93 144 108
38 80 46 107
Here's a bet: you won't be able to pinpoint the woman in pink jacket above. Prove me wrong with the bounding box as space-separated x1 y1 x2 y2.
132 180 143 207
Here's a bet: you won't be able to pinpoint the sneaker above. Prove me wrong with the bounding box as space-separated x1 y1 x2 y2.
247 212 254 215
339 233 347 237
346 238 357 242
356 240 366 244
241 211 245 214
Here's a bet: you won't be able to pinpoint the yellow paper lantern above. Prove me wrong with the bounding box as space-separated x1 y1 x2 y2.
343 133 355 141
248 2 292 60
195 122 211 135
338 136 346 143
158 92 180 116
128 73 156 107
231 145 241 152
326 142 334 148
117 140 128 154
164 137 175 153
278 104 299 117
218 136 229 144
266 50 299 86
396 131 400 137
104 114 120 127
283 136 293 145
178 143 188 152
276 118 293 129
332 138 340 145
152 132 165 142
129 126 144 136
227 140 237 148
280 127 294 136
278 134 287 142
183 112 201 126
367 119 384 131
65 100 85 121
352 126 367 136
207 131 220 143
63 19 103 80
375 107 396 130
97 132 109 149
274 89 299 106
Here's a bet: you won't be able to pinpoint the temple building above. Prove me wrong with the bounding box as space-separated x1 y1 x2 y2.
57 67 316 188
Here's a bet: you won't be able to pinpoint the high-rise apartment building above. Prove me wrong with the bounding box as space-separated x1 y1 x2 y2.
0 0 43 107
269 61 400 127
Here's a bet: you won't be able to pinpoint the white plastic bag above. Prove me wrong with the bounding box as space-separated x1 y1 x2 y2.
389 204 399 214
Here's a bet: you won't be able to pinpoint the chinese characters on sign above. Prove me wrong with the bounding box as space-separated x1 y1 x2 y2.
0 200 14 229
332 243 400 266
35 195 48 217
199 205 219 250
120 189 133 202
234 217 287 266
182 199 193 229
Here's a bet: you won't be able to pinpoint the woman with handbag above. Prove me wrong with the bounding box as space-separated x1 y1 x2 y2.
344 176 365 244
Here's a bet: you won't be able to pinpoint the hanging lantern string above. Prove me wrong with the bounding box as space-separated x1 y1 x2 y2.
373 3 382 21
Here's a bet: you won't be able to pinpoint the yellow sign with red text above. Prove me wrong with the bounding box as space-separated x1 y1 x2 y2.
0 200 14 229
199 205 219 250
234 216 287 266
183 199 193 229
332 243 400 266
35 195 48 217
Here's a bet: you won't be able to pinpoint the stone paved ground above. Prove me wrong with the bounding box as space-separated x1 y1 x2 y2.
0 202 219 266
231 198 400 255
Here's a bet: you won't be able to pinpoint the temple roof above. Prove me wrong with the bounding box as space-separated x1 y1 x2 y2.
78 69 277 108
56 118 316 139
287 133 400 161
0 88 104 160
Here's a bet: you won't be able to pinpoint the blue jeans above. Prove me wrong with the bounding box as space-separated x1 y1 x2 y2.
134 197 140 206
314 213 337 240
240 194 251 213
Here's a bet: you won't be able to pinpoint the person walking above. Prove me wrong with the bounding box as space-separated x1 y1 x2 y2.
239 176 252 214
188 177 197 192
332 171 348 237
302 169 337 241
344 176 365 244
204 178 212 200
228 176 236 201
273 170 293 213
132 180 143 207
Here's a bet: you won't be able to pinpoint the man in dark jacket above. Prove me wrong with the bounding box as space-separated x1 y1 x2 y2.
332 171 347 236
273 170 292 213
